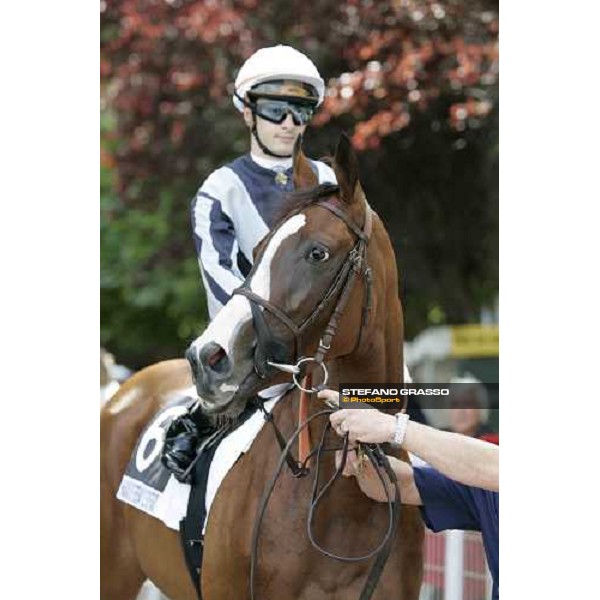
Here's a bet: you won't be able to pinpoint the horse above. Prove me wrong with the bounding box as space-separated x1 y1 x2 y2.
100 134 424 600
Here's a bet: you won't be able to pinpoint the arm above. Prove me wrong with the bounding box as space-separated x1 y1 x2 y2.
191 169 246 319
323 391 498 492
401 420 498 492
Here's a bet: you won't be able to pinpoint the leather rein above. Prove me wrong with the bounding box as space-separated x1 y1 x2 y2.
249 406 402 600
233 197 402 600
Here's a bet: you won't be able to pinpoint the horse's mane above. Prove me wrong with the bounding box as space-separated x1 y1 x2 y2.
273 181 340 226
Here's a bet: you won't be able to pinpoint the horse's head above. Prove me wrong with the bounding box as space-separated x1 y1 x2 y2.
187 134 390 417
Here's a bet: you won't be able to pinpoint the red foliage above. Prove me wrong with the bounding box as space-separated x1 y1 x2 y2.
316 2 499 149
101 0 498 197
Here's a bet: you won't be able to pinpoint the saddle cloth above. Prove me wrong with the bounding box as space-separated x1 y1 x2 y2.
116 387 286 533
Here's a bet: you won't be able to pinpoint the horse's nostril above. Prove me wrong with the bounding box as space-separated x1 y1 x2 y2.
208 348 226 369
199 342 230 376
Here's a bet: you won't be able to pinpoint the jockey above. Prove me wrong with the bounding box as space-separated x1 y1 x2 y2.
166 50 335 477
191 45 336 319
166 48 416 478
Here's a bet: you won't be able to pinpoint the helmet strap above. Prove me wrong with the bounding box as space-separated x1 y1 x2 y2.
251 112 293 159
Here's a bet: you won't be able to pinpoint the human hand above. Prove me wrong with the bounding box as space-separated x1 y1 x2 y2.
317 388 340 408
335 448 360 477
335 448 396 503
328 408 396 445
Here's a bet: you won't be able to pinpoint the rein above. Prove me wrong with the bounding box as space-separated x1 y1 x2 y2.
250 405 401 600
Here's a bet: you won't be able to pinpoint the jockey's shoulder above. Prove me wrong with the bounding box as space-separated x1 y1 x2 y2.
203 154 267 182
198 159 246 191
199 153 336 191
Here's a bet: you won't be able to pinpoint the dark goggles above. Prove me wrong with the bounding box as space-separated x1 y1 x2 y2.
248 93 317 126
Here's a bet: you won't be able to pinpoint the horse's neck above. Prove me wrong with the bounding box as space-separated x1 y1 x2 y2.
329 290 402 386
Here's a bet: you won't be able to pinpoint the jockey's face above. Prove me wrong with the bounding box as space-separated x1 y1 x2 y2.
244 106 306 158
243 81 314 158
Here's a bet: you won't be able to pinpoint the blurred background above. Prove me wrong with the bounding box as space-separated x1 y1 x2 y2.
101 6 498 593
100 0 499 373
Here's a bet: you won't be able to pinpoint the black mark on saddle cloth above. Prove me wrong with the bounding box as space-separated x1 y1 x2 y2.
123 396 194 499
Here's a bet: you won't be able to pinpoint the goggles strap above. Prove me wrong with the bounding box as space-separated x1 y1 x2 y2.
251 113 293 158
235 92 298 158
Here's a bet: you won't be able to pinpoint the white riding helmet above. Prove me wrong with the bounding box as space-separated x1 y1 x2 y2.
233 45 325 112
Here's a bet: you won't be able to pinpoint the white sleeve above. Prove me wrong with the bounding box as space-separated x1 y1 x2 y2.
191 168 245 319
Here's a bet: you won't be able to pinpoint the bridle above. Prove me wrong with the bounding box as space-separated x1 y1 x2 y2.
232 190 401 600
233 187 374 392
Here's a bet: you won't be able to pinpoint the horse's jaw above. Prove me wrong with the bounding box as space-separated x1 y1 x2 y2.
197 369 270 418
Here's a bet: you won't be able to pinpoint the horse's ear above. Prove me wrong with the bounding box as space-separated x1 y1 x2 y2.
293 135 318 189
333 133 362 205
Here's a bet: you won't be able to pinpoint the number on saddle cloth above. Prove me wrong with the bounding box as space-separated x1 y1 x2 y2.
161 407 217 484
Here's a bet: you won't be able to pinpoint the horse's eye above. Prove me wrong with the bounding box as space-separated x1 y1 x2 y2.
307 245 330 263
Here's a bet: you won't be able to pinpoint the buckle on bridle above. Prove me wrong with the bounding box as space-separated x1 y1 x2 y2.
292 357 329 393
349 246 364 273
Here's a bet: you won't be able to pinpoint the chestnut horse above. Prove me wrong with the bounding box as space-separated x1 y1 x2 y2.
101 135 424 600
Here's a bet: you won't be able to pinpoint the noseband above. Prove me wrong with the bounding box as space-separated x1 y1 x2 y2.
233 195 374 389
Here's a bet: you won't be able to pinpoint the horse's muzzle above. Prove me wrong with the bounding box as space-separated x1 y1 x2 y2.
186 342 233 397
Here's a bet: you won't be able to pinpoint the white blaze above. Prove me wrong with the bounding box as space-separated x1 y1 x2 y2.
192 294 251 356
249 214 306 299
191 214 306 357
